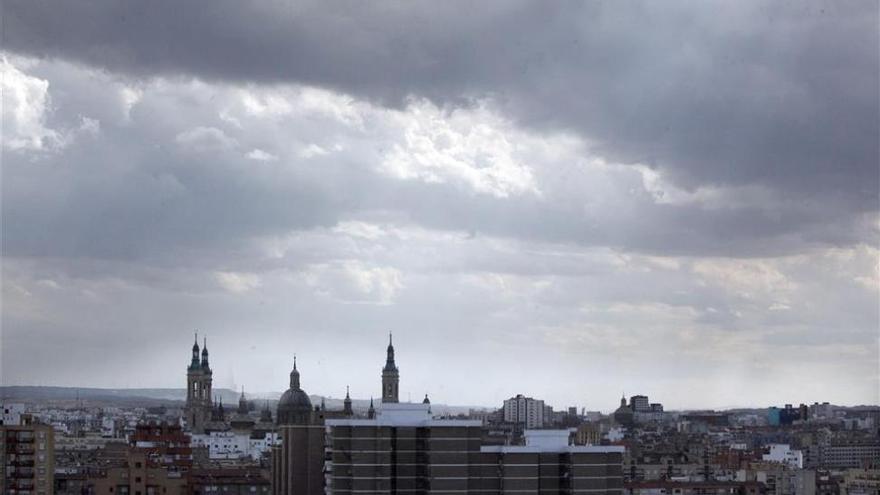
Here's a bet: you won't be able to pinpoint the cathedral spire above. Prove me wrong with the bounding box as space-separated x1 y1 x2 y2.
190 332 201 369
381 334 399 403
344 386 353 416
384 332 397 372
290 355 301 389
238 386 248 414
201 336 210 369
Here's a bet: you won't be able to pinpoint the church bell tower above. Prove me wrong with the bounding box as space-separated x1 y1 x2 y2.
185 333 213 433
381 333 399 403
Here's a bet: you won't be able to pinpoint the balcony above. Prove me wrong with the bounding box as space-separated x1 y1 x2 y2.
10 468 36 478
12 479 36 489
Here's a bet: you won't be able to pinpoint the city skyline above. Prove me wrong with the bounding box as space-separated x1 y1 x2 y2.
1 333 876 414
2 1 878 411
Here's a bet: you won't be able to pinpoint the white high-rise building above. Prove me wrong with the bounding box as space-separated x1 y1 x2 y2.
503 394 546 428
1 403 25 426
763 443 804 469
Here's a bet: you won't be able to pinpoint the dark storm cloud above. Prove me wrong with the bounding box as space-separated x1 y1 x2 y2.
2 53 862 265
4 0 878 209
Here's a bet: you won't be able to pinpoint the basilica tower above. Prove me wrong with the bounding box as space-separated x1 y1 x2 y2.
185 333 213 434
381 333 399 403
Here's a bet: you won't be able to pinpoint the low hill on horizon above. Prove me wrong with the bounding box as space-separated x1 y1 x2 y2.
0 386 485 415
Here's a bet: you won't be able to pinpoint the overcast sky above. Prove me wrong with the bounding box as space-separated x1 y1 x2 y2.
2 0 878 411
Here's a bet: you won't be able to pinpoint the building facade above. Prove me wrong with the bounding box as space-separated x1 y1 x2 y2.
90 449 188 495
502 395 545 429
327 409 624 495
629 396 650 413
0 418 55 495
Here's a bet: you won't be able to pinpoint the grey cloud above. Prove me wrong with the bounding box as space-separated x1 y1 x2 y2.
4 0 877 210
5 56 870 267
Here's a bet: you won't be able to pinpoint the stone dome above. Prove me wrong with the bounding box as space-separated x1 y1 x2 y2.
278 387 312 410
276 358 313 425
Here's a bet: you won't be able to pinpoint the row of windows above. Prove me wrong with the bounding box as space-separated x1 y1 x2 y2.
330 463 621 467
328 489 621 494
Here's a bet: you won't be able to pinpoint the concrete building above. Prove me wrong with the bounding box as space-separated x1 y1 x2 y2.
629 396 651 413
189 468 271 495
482 430 625 494
575 422 602 446
90 449 187 495
0 417 55 495
818 441 880 468
839 468 880 495
326 403 482 493
1 403 26 426
624 481 764 495
808 402 834 422
503 394 545 429
751 467 816 495
190 430 279 460
763 444 804 469
327 405 625 495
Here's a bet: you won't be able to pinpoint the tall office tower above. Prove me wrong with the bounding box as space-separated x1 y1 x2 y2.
326 405 624 494
629 395 650 412
272 357 324 495
381 333 399 404
0 416 55 495
503 394 546 428
185 333 213 434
